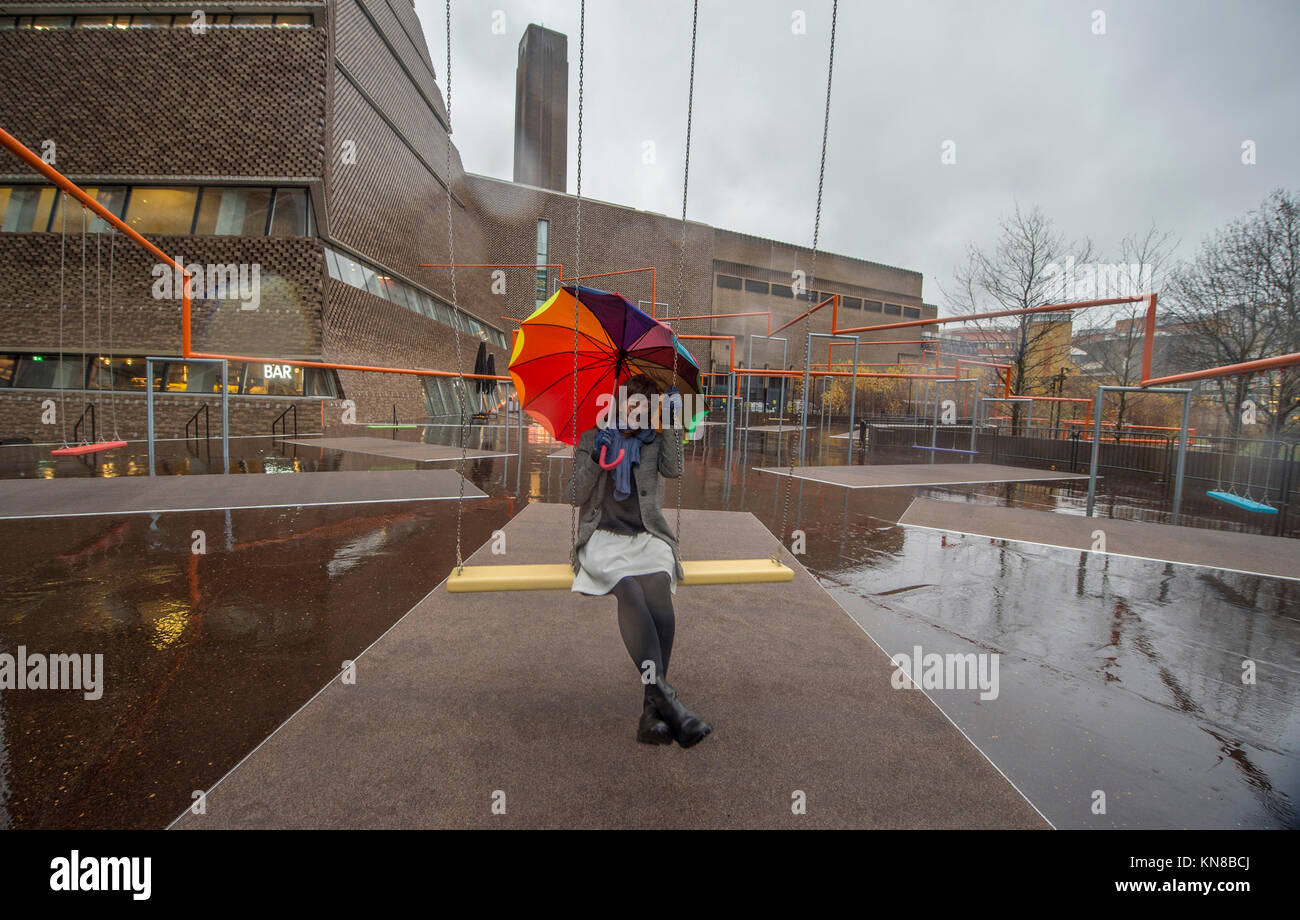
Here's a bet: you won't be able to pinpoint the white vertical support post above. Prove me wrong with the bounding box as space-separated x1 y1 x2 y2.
219 359 229 474
1171 389 1191 524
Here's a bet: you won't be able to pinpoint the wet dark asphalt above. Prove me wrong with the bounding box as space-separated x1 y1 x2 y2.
0 419 1295 828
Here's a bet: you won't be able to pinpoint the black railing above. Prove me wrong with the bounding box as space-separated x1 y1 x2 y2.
185 403 210 443
271 404 297 441
72 402 96 444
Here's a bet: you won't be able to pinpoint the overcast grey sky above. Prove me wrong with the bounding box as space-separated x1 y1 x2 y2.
415 0 1300 310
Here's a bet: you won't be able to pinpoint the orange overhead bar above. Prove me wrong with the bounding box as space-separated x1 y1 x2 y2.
1142 351 1300 387
420 262 563 273
834 295 1147 335
180 353 508 381
735 369 956 380
770 295 838 335
0 126 193 353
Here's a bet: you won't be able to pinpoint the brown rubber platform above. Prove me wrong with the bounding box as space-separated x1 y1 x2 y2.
0 470 486 520
757 462 1089 489
284 436 513 462
901 497 1299 581
172 503 1049 829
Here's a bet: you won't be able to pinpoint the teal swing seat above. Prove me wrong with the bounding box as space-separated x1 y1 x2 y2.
1206 490 1278 515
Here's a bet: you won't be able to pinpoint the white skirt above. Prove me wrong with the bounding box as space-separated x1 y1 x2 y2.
571 529 678 597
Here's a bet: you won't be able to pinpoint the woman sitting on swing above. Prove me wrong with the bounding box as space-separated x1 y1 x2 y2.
571 374 712 748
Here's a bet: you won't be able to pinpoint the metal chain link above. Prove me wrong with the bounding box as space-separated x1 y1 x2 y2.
777 0 837 562
569 0 586 567
94 224 102 430
108 228 119 440
79 207 87 444
671 0 699 542
57 193 68 447
445 0 469 574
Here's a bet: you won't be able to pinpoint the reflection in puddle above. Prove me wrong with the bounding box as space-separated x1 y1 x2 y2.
0 424 1295 828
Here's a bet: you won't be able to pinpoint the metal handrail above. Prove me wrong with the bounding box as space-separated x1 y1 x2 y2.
185 403 210 443
71 402 96 444
271 404 298 441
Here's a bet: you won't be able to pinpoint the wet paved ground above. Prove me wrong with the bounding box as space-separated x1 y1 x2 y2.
0 419 1296 828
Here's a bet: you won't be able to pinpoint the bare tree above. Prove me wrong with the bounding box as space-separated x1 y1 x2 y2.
1167 189 1300 439
1253 190 1300 436
942 204 1093 431
1074 223 1178 432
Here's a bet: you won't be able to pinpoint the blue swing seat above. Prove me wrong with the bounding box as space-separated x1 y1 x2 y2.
1206 490 1278 515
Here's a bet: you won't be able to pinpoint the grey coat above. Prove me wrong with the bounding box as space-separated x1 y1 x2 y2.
570 427 685 579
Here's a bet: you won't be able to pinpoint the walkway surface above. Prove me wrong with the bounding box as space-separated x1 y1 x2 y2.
0 469 485 519
757 462 1090 489
284 436 512 462
901 497 1299 581
173 503 1048 829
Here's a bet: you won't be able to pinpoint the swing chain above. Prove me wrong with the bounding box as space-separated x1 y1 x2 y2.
95 222 102 422
671 0 699 542
776 0 837 564
445 0 468 575
568 0 586 568
107 227 120 440
80 205 87 444
57 193 68 447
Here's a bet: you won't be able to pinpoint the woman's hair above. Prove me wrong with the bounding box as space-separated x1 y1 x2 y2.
623 374 659 400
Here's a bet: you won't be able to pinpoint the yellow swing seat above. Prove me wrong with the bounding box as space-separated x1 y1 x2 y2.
446 558 794 593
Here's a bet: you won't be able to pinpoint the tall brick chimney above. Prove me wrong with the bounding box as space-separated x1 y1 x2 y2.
513 24 568 192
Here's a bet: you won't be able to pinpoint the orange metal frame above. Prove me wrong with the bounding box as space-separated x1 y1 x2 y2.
0 126 192 351
7 127 1293 394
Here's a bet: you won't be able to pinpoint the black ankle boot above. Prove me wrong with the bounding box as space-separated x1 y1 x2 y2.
645 677 712 748
636 685 673 745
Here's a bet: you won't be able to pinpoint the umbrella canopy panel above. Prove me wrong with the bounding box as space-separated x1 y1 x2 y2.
509 285 705 444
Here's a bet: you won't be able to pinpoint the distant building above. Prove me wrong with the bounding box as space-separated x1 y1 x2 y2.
513 24 567 193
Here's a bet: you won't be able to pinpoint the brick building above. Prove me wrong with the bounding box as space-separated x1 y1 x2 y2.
0 4 933 441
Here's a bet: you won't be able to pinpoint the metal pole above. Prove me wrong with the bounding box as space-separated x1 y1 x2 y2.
821 375 830 447
745 336 753 432
847 339 858 464
1171 389 1191 524
798 333 812 465
930 379 940 464
146 358 155 476
969 390 978 462
1086 385 1104 517
725 372 734 470
220 359 229 474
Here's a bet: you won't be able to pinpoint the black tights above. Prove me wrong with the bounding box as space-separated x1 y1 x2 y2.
611 572 676 681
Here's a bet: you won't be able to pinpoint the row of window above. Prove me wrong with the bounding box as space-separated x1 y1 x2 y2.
0 14 313 30
325 246 511 350
0 353 340 398
423 376 508 418
0 184 313 237
714 274 922 318
535 219 550 307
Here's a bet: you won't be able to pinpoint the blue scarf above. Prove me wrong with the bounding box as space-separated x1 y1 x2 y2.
610 428 657 501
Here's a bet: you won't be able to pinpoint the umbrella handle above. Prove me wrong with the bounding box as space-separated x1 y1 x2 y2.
598 445 626 470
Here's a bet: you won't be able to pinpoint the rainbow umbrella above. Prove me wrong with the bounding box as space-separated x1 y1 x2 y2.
509 284 706 444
